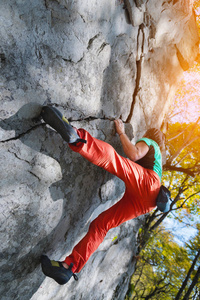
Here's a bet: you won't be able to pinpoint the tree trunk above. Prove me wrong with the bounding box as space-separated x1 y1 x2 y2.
163 165 197 177
174 248 200 300
182 265 200 300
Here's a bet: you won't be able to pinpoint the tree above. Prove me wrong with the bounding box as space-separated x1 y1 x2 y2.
130 122 200 299
163 121 200 218
182 265 200 300
126 226 199 300
175 248 200 300
164 119 200 177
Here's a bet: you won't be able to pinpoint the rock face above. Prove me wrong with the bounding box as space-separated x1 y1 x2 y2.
0 1 199 299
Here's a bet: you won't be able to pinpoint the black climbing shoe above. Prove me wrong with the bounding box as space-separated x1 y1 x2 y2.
41 105 86 144
41 255 78 285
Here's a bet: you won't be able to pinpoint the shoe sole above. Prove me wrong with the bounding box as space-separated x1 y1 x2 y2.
41 106 81 143
41 255 73 285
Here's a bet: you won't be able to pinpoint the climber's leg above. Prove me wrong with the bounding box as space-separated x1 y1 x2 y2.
41 106 145 185
69 128 143 183
64 175 159 274
64 191 134 273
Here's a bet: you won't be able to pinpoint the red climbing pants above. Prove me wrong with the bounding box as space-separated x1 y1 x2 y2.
64 129 161 273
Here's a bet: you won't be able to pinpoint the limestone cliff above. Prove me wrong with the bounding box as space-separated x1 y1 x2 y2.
0 1 199 300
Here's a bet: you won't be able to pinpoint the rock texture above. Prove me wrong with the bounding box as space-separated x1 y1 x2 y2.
0 1 199 300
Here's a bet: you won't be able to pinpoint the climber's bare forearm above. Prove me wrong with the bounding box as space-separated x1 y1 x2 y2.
114 119 149 161
119 133 148 161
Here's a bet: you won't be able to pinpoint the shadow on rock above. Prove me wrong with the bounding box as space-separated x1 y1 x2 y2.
0 102 43 137
0 103 112 300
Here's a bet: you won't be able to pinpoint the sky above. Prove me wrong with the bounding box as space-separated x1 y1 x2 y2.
163 213 198 246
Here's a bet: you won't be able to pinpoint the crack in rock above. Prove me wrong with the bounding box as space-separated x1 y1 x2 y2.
78 116 116 122
8 149 31 165
126 24 144 123
0 116 116 144
98 42 109 55
28 170 41 181
87 34 101 50
0 123 45 143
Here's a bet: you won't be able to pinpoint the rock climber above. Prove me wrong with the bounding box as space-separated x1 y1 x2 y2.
40 105 165 285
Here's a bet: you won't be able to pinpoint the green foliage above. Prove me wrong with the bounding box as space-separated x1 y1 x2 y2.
127 108 200 299
164 121 200 219
126 227 200 300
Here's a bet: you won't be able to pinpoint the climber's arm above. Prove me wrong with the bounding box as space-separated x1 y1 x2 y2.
120 134 149 161
114 119 149 161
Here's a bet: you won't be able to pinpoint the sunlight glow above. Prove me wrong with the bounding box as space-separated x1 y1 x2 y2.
171 64 200 123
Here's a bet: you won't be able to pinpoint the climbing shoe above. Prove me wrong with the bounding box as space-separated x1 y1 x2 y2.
41 255 78 285
41 105 86 144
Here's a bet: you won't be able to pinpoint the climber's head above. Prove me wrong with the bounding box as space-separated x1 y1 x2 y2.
144 128 166 151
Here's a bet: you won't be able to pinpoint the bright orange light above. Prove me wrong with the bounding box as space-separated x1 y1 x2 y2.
172 64 200 123
171 1 200 124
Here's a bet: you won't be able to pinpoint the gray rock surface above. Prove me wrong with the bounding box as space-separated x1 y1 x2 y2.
0 0 199 299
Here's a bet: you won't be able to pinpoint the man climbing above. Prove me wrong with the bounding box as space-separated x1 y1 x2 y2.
40 105 165 285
